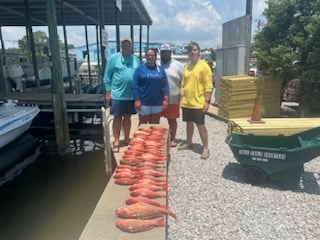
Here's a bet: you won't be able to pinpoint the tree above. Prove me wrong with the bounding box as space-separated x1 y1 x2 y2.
18 31 49 56
253 0 320 115
18 30 75 56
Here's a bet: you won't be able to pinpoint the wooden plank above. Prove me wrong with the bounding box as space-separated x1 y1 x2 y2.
218 75 281 119
228 118 320 135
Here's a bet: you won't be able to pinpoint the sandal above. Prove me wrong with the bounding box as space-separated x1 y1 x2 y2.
170 141 177 147
201 149 210 160
112 144 120 153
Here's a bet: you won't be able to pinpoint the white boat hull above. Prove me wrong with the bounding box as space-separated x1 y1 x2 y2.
0 103 40 149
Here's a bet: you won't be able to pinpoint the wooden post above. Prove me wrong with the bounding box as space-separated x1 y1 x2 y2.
46 0 70 155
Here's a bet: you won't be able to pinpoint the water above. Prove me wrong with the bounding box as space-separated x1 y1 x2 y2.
0 133 109 240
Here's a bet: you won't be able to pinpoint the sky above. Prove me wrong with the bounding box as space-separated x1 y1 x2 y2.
1 0 267 49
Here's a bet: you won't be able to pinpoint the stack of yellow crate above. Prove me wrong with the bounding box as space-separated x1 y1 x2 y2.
218 75 281 119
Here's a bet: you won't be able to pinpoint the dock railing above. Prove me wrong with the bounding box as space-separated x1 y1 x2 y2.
101 106 114 175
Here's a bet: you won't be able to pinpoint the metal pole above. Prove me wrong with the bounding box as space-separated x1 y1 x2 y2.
25 0 40 91
115 2 120 52
84 22 92 85
61 0 73 93
0 25 7 94
98 0 106 75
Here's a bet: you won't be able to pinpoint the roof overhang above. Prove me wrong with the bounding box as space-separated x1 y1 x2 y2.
0 0 153 27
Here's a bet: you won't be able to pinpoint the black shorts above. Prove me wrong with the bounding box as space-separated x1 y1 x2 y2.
181 108 205 125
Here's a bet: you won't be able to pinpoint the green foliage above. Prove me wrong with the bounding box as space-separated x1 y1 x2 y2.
253 0 320 84
17 30 75 55
18 31 49 56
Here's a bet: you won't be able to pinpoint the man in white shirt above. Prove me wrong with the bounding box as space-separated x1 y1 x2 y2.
160 43 184 147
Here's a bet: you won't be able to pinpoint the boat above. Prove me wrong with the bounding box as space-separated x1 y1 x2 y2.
0 133 39 176
0 100 40 149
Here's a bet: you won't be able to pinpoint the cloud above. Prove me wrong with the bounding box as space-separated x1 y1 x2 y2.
141 0 267 48
1 0 267 49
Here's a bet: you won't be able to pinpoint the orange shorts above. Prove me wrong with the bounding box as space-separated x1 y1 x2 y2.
162 104 180 119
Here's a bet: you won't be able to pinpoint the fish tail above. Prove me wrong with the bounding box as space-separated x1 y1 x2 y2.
167 210 177 220
161 208 177 220
155 217 165 227
161 184 168 191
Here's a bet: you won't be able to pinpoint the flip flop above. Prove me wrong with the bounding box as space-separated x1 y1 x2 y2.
112 144 120 153
170 141 177 147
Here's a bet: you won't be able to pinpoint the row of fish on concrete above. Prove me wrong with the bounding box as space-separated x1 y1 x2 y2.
113 126 177 233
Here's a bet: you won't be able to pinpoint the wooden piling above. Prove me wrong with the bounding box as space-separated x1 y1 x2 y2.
46 0 70 155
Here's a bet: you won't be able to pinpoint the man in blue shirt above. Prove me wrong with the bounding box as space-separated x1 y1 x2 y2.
103 37 140 152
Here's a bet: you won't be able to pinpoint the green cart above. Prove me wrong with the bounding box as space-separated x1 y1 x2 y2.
225 126 320 188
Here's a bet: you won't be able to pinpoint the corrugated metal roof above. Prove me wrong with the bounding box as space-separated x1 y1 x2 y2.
0 0 152 27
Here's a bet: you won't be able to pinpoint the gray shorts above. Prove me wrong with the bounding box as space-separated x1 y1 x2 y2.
110 99 136 116
181 108 205 125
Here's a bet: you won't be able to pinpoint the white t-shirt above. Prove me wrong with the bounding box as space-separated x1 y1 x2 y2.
160 58 184 104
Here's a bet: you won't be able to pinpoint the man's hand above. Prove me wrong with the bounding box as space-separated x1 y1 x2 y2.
203 101 209 112
134 99 141 110
162 100 168 110
105 92 111 102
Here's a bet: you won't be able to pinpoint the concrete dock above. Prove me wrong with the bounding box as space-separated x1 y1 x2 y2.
79 112 169 240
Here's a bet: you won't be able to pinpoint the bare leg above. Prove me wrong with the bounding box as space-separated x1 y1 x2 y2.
168 119 177 145
186 121 194 146
122 114 131 143
149 112 162 124
113 116 122 146
197 124 209 151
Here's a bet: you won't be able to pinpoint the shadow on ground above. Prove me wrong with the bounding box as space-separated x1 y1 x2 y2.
222 162 320 195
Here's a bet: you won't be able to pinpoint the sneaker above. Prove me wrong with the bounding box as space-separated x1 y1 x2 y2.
201 149 210 159
177 143 192 150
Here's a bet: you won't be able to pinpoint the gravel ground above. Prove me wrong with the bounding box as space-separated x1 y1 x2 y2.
164 114 320 240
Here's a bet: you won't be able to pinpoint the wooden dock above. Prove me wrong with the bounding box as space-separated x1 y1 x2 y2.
0 92 105 112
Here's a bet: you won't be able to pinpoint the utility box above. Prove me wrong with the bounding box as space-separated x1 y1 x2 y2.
214 15 251 104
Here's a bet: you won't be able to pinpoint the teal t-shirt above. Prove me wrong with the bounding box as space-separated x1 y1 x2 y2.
103 52 140 100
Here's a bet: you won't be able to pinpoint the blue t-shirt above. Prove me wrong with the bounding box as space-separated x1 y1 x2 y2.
132 64 169 106
103 52 140 100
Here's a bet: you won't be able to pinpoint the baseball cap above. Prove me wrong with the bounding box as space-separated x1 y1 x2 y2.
121 37 132 43
160 43 171 51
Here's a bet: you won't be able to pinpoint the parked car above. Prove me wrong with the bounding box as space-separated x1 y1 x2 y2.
248 59 258 76
248 66 257 76
282 78 300 102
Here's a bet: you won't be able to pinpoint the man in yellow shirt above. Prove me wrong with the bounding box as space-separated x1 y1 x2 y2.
178 42 213 159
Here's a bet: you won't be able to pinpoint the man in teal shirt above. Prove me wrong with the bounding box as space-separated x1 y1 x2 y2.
103 37 140 152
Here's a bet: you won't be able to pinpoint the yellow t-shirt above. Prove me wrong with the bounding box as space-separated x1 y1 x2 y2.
180 59 213 108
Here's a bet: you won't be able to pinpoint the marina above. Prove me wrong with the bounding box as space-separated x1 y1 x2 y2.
0 104 320 239
1 0 320 239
